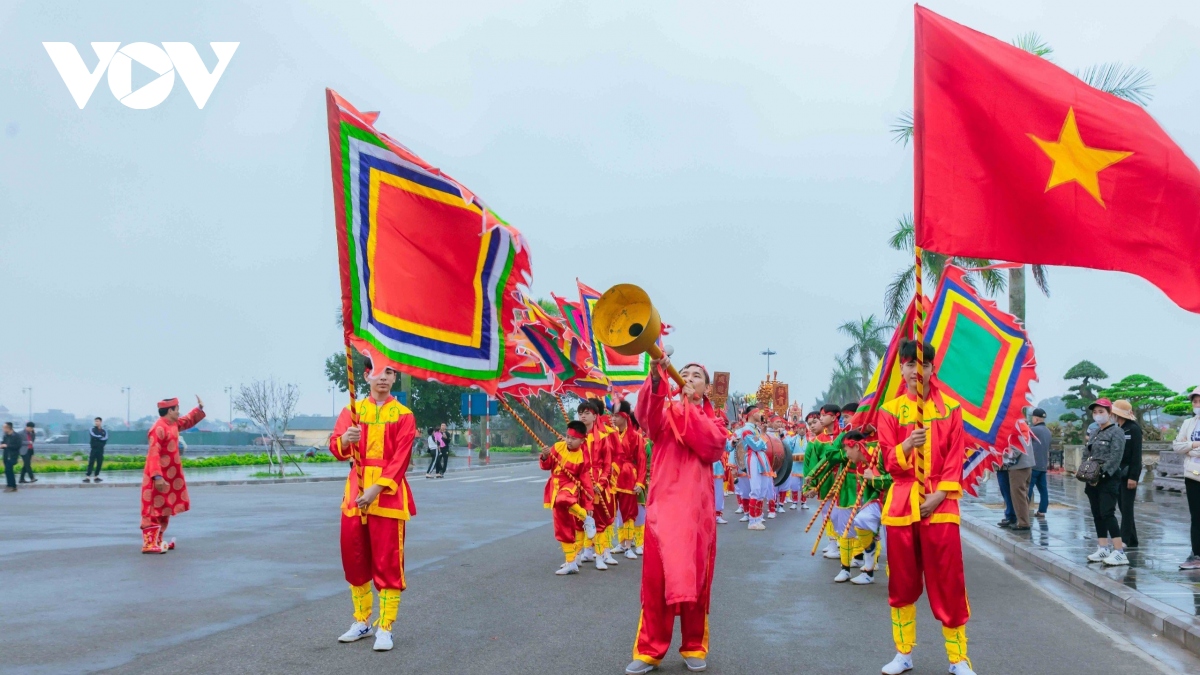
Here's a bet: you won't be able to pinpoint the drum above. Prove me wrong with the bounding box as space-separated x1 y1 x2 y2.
765 435 793 487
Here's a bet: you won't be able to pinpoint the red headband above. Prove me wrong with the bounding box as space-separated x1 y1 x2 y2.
566 427 586 440
157 398 179 409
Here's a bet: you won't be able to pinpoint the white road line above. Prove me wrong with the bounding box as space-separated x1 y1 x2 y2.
495 476 537 483
459 476 508 483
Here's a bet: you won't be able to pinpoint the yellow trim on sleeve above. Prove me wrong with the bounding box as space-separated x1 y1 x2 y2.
375 477 399 495
935 481 962 499
894 444 911 470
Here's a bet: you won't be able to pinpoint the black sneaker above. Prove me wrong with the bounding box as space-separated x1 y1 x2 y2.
996 519 1012 529
1011 525 1031 531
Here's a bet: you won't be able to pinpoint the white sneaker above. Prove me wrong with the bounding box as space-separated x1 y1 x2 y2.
748 521 766 531
716 515 728 524
789 503 797 510
881 652 913 674
338 621 373 642
735 505 744 514
595 556 608 571
948 660 976 675
603 552 620 566
801 502 810 510
739 514 750 522
373 629 393 651
823 547 841 560
767 511 776 519
1087 546 1113 562
851 557 863 569
834 569 852 583
555 562 579 575
578 547 596 563
609 545 625 555
863 554 878 573
625 547 638 559
583 517 597 539
822 541 838 555
634 545 644 555
1103 549 1130 566
850 572 875 585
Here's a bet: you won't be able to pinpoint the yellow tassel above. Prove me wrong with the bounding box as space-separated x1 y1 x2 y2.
891 604 917 654
942 625 969 665
377 588 401 631
350 582 373 624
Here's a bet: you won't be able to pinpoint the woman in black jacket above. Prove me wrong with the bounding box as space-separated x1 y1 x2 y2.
1112 400 1142 548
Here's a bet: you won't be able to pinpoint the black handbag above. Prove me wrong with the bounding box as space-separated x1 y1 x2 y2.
1075 455 1102 485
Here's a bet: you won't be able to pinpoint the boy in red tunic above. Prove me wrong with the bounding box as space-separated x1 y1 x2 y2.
611 401 647 559
330 363 417 652
140 396 205 554
578 399 619 570
540 421 597 575
877 340 975 675
626 360 727 675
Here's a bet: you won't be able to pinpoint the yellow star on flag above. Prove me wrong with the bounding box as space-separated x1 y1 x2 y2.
1028 108 1132 208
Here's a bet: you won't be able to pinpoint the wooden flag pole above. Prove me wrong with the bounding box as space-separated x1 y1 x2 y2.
914 246 926 426
344 345 366 525
498 395 546 447
555 394 572 424
516 397 566 441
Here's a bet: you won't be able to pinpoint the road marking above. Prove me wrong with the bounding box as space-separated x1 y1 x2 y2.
495 476 537 483
459 476 508 483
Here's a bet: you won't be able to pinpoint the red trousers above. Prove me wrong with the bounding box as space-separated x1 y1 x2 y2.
552 504 583 543
885 521 969 628
617 491 639 524
140 514 169 530
341 514 407 591
633 527 710 664
594 489 616 531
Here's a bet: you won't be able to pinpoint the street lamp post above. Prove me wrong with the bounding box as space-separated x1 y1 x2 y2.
224 386 233 430
21 387 32 423
327 385 335 419
760 349 777 376
120 387 130 428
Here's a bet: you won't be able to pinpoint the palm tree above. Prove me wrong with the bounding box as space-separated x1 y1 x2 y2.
883 214 1007 322
825 355 864 406
888 32 1152 324
839 315 891 392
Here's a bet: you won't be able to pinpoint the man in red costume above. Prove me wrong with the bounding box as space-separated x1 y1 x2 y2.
140 396 204 554
540 420 597 575
877 340 975 675
578 399 619 570
611 400 647 559
330 361 417 652
626 359 727 675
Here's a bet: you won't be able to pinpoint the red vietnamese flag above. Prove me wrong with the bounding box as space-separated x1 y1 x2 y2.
914 5 1200 312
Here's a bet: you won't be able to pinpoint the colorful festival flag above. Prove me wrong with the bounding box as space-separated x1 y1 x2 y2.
856 265 1037 496
914 6 1200 313
326 89 531 393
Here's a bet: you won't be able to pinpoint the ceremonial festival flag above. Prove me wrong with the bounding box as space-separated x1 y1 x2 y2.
326 89 531 393
578 280 654 391
914 5 1200 313
856 265 1037 496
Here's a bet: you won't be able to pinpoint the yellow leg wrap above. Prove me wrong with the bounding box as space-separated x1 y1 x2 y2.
838 535 854 566
606 525 616 548
634 524 645 548
891 604 917 655
350 582 373 624
855 528 875 563
376 588 401 631
562 540 578 563
595 527 610 552
825 520 837 540
942 625 969 666
568 504 587 521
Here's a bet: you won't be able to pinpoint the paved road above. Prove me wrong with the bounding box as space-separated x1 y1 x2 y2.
1 463 1196 674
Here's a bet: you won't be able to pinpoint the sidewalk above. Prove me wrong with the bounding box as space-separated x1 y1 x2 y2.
963 472 1200 654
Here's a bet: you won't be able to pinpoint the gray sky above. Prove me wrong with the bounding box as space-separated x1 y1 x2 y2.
3 0 1199 422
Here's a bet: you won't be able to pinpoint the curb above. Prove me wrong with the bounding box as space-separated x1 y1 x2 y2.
960 512 1200 657
15 458 538 489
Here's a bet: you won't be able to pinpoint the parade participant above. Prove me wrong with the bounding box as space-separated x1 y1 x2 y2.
877 340 975 675
626 359 727 675
330 362 417 652
738 407 772 530
578 399 619 570
540 421 598 575
840 403 859 431
140 396 205 554
715 435 731 524
732 408 755 520
765 416 787 517
634 435 652 555
612 401 648 557
809 430 891 584
806 403 844 558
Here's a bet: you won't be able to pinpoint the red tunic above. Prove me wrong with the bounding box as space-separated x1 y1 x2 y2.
613 426 648 494
635 377 727 606
329 396 417 520
141 407 205 518
540 441 595 511
877 385 966 527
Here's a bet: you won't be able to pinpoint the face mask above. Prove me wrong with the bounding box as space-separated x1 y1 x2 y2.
1193 405 1200 416
1093 412 1109 426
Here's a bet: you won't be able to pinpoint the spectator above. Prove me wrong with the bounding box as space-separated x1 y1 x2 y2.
1112 400 1142 548
19 422 37 483
1172 387 1200 570
1083 399 1128 566
1027 408 1052 518
86 417 109 483
995 458 1016 529
424 427 439 478
1 422 22 492
1006 439 1035 531
433 423 449 477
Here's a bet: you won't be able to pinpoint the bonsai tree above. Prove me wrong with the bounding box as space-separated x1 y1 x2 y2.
1099 374 1176 440
1062 360 1108 413
1163 386 1199 418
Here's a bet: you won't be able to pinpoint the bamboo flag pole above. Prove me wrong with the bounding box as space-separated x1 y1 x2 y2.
555 394 572 424
343 345 366 525
518 397 566 441
914 246 927 426
810 464 853 556
806 462 850 535
840 443 882 538
498 395 545 447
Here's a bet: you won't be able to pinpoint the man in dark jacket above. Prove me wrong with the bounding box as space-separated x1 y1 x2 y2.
1027 408 1052 518
86 417 109 483
19 422 37 483
1 422 22 492
1112 400 1142 548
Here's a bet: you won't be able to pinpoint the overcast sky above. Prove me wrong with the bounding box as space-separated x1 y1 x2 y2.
2 0 1199 422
